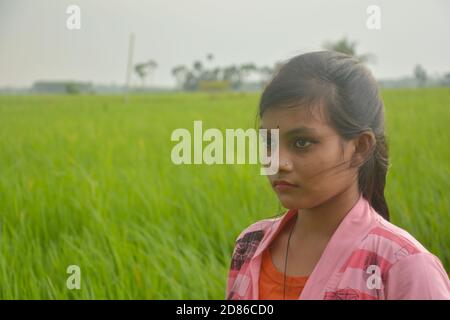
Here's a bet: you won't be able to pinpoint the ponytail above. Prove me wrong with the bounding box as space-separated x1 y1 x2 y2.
358 135 390 221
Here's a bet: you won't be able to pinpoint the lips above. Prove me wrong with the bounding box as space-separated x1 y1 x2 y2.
272 179 299 191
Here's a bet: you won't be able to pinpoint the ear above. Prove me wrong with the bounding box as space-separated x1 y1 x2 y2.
350 131 376 167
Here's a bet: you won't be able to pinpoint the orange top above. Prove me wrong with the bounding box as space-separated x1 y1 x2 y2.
259 248 309 300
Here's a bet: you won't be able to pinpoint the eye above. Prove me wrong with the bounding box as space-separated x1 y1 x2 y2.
294 138 312 149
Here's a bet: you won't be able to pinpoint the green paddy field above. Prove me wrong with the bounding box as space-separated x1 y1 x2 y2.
0 88 448 299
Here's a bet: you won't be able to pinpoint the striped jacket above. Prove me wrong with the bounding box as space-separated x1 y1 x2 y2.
226 195 450 300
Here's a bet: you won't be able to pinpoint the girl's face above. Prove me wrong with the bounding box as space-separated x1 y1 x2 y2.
261 104 359 210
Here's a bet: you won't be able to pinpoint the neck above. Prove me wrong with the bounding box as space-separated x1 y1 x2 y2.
293 183 361 241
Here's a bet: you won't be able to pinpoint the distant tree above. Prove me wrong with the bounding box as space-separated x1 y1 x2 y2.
171 55 281 91
257 65 275 88
134 64 146 86
322 36 376 64
184 70 198 91
146 60 158 84
171 65 188 90
206 53 214 63
65 82 80 95
211 67 221 81
134 60 158 89
193 60 203 77
414 64 427 87
441 72 450 86
239 63 258 83
202 54 218 81
223 65 242 89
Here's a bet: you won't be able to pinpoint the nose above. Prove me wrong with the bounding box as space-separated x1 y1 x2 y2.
278 150 293 172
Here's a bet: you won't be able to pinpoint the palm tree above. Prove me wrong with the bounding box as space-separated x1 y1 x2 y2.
193 60 203 77
204 53 215 80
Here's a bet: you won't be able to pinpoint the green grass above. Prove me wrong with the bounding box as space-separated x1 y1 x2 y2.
0 88 448 299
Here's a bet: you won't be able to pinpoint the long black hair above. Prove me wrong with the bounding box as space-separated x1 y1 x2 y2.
259 50 390 221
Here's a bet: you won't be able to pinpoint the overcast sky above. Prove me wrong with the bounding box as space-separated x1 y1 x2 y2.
0 0 449 87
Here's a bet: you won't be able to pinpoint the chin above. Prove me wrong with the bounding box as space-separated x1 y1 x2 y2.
277 193 314 210
278 195 309 209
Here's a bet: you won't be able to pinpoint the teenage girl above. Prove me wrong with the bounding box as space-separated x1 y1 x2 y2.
226 51 450 300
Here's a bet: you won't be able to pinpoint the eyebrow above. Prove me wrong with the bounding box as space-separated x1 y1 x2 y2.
259 126 318 136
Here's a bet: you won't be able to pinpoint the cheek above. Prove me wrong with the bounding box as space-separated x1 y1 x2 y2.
274 146 356 209
293 147 350 187
292 157 326 181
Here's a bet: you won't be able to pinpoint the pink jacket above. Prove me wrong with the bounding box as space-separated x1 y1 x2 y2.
226 195 450 300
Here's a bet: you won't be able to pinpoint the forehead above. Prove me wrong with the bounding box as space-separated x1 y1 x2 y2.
260 104 333 133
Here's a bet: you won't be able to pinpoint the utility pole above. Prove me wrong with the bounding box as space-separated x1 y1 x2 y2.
124 32 135 105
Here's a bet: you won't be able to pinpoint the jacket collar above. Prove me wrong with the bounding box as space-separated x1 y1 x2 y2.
249 194 379 299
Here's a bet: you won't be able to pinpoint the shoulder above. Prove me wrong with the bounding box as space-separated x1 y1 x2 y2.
360 214 431 264
234 214 283 243
230 213 285 258
228 214 283 275
359 215 450 299
384 250 450 299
